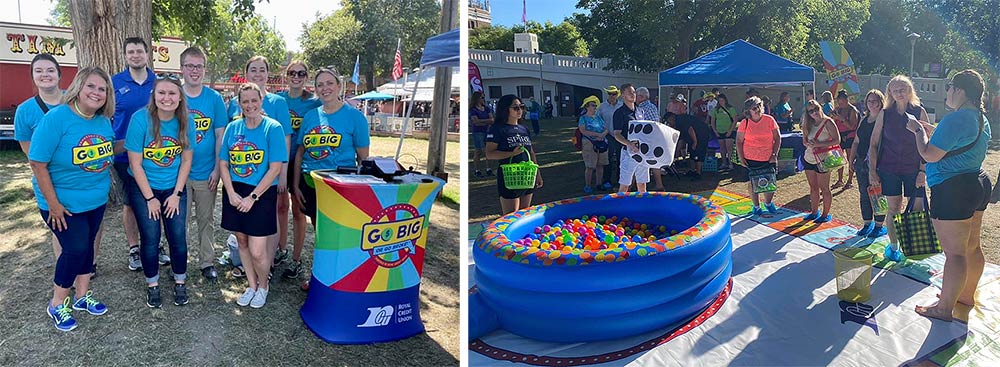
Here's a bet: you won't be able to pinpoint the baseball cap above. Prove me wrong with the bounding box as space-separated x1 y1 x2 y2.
581 95 601 108
605 86 619 95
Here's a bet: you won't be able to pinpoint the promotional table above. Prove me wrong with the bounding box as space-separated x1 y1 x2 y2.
300 170 444 344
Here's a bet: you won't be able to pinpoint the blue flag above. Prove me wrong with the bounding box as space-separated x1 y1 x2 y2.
351 55 360 85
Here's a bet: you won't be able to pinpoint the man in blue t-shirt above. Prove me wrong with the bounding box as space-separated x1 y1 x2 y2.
179 46 229 280
111 37 166 273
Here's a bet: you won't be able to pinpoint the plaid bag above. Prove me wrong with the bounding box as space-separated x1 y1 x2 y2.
893 194 940 256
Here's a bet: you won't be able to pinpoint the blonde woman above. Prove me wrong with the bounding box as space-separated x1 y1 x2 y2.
124 73 196 307
801 100 841 223
29 67 116 330
869 75 930 262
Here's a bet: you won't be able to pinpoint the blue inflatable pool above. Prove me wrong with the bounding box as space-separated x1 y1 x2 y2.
471 192 733 343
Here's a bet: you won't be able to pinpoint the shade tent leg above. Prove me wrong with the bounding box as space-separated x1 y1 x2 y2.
396 69 424 161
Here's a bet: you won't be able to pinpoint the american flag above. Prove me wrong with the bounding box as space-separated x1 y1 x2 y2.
391 40 403 81
522 0 526 24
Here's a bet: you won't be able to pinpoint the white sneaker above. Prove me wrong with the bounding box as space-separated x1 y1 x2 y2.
236 288 255 307
249 287 268 308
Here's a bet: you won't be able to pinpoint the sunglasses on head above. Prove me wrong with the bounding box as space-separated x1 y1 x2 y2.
156 73 180 81
946 82 953 92
287 70 308 78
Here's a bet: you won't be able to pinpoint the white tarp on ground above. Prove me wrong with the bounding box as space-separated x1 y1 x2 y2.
376 68 461 101
469 217 970 366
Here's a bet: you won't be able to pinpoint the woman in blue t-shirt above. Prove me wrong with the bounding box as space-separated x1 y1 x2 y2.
28 67 116 331
276 60 322 280
124 74 196 308
577 95 609 193
219 83 288 309
909 70 993 322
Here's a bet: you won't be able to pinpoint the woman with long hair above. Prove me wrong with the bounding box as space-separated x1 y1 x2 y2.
851 90 888 237
485 94 542 214
833 90 860 188
869 75 930 262
736 96 781 215
470 91 494 178
801 99 842 223
292 67 369 291
709 93 738 171
910 70 992 321
275 60 321 280
29 67 116 330
124 74 195 307
219 83 287 308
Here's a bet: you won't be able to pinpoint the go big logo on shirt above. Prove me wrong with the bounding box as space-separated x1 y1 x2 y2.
192 110 211 144
143 136 183 167
290 110 303 131
72 134 114 172
303 125 341 160
228 138 264 178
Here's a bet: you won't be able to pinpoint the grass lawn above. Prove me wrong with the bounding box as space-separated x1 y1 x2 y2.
0 136 459 366
469 116 1000 264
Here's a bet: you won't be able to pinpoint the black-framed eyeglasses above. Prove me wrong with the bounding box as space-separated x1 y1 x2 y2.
946 82 953 92
750 105 762 111
807 108 819 114
156 73 180 81
182 64 205 71
287 70 308 78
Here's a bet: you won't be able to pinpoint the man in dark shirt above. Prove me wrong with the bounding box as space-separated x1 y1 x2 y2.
664 112 713 179
612 83 643 192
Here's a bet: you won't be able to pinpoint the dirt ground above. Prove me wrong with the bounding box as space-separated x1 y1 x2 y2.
469 117 1000 264
0 136 459 366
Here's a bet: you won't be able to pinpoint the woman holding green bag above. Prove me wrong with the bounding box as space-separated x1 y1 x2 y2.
909 70 992 322
486 94 542 215
801 99 841 223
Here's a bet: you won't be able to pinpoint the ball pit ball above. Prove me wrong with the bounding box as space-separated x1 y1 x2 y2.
513 215 679 252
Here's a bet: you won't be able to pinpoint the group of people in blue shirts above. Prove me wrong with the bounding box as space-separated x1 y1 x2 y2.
14 37 371 331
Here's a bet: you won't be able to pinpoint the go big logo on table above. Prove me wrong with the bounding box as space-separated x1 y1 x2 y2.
361 204 424 268
303 125 341 160
227 138 264 178
143 136 183 167
72 134 114 172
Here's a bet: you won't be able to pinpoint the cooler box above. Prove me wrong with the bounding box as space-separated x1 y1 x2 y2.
300 170 444 344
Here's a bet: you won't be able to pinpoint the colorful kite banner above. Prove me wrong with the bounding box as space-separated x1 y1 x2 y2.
819 41 861 96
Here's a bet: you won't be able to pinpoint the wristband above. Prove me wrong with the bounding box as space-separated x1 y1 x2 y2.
145 195 155 202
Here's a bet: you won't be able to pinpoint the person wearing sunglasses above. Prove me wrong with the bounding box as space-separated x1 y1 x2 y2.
832 90 860 189
800 99 841 222
577 95 610 193
178 46 229 281
276 60 322 280
868 75 930 262
909 70 992 322
219 83 288 308
229 56 294 276
112 37 171 274
486 94 542 214
736 96 782 215
597 85 622 190
30 67 117 331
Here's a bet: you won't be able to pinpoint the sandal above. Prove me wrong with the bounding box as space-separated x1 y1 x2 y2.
831 180 844 189
935 293 975 307
914 303 954 322
231 266 246 278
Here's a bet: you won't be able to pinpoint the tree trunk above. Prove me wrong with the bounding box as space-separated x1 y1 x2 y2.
674 0 692 65
68 0 153 74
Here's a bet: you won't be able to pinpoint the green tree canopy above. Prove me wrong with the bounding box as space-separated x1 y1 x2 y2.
469 21 589 57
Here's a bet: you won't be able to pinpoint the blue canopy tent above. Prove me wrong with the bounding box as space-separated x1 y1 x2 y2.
397 28 460 159
658 39 816 110
352 91 396 101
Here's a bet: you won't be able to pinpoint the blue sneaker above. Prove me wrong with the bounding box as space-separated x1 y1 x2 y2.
72 291 108 316
814 214 832 223
601 182 613 190
765 202 778 214
47 297 77 332
868 225 887 238
884 244 905 262
751 206 765 216
803 211 820 221
857 222 874 236
583 186 593 194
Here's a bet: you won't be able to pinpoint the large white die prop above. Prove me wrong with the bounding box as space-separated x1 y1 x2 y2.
627 120 679 169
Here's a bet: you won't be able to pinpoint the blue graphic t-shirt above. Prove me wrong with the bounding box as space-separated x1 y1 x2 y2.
219 116 288 186
28 104 114 212
228 92 292 136
112 68 156 163
296 104 370 173
125 109 197 190
186 86 229 181
277 90 322 154
926 109 992 187
14 95 58 142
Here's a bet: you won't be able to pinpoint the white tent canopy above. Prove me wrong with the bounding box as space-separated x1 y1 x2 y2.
376 68 460 101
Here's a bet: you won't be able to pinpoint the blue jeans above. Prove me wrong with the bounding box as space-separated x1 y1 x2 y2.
41 205 105 288
127 180 188 284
